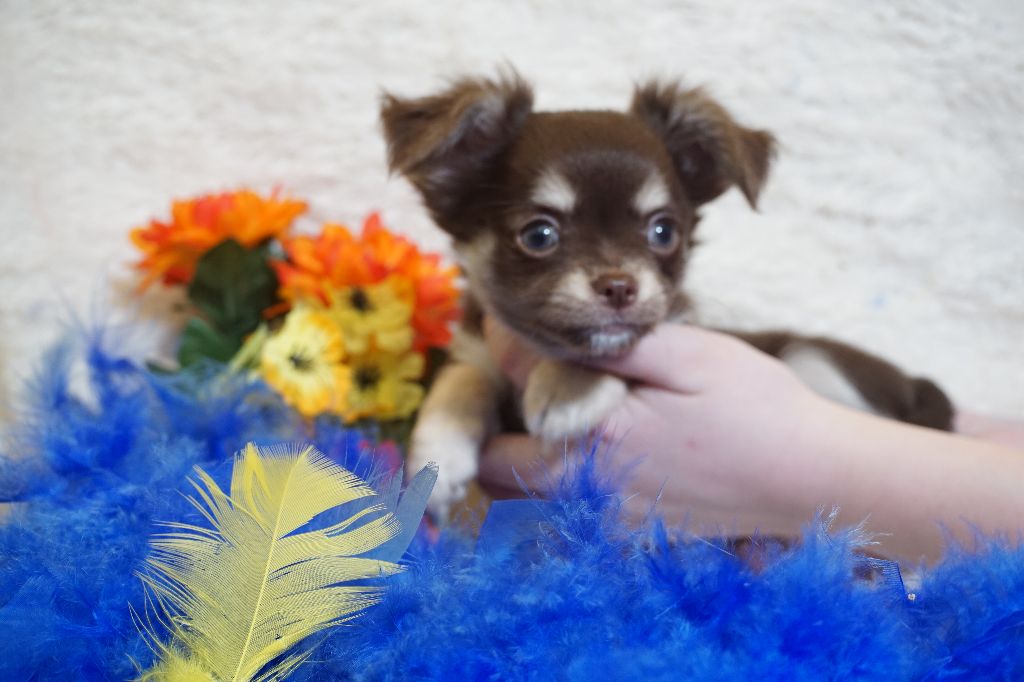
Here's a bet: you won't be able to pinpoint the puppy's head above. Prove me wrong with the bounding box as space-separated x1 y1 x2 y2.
381 72 775 358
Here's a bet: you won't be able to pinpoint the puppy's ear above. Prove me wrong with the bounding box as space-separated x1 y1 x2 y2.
380 73 533 225
631 81 775 209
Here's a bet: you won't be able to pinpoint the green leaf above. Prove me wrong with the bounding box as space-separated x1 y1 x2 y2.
187 239 278 340
227 323 270 374
178 317 244 367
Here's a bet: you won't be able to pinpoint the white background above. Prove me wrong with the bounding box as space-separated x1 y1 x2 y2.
1 0 1022 422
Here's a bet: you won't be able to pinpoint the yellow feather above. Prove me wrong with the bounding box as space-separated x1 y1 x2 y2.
137 443 431 682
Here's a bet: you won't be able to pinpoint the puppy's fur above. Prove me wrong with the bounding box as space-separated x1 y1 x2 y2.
381 72 953 516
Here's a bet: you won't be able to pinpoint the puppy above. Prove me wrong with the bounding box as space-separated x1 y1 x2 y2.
380 72 953 517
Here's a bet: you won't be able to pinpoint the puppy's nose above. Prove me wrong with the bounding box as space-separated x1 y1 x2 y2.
592 273 638 309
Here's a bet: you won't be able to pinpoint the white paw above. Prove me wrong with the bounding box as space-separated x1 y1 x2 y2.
523 360 628 442
408 415 480 521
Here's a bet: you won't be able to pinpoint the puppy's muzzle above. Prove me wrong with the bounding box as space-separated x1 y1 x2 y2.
592 272 638 309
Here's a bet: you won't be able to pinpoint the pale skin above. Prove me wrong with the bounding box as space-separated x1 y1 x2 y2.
479 318 1024 563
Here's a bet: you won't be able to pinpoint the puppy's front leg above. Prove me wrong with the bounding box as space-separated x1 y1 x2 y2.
409 362 500 519
523 360 628 442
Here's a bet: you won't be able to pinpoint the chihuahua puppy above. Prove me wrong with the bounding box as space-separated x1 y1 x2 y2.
381 72 953 516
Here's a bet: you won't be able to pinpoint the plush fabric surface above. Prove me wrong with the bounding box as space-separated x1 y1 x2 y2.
1 1 1023 422
2 338 1023 680
0 331 391 679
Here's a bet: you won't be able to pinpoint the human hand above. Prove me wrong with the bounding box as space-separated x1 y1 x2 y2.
479 318 835 537
480 317 1024 561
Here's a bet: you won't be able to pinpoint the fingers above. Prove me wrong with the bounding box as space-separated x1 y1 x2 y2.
478 433 567 492
485 317 740 394
476 479 531 501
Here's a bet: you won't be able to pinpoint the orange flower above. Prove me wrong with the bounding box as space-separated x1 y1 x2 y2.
274 213 460 350
131 189 307 289
273 224 366 304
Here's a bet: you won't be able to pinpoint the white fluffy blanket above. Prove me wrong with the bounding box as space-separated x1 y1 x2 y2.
0 0 1021 416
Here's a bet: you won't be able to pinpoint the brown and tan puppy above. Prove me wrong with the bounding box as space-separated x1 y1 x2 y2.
381 72 952 517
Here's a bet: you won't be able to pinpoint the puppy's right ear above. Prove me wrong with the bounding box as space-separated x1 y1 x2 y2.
381 73 533 226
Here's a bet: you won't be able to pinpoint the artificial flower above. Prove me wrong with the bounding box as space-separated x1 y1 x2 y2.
273 213 460 349
362 213 462 350
273 224 366 304
327 277 415 355
342 346 425 422
131 189 306 289
228 323 270 373
259 305 351 418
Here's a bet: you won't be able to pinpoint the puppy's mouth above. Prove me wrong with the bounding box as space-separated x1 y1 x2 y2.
488 291 668 360
541 321 651 359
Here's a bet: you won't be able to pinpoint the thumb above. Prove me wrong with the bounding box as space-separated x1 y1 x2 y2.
590 324 731 392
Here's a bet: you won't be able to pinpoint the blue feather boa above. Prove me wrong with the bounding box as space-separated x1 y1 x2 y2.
1 332 1022 679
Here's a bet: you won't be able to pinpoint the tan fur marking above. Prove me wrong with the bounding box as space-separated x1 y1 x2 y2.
531 169 577 213
632 172 671 215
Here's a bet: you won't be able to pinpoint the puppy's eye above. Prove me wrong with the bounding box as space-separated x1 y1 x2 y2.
646 214 681 254
517 219 560 256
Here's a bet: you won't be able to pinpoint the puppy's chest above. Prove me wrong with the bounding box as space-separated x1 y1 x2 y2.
451 291 635 441
497 387 529 433
448 318 527 433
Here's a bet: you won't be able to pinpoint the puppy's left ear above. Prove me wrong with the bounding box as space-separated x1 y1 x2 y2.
631 81 776 209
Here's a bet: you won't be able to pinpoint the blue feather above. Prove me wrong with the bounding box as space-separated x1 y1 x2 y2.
3 332 1024 679
0 333 389 679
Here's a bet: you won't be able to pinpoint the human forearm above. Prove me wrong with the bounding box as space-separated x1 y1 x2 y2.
482 319 1024 563
786 400 1024 562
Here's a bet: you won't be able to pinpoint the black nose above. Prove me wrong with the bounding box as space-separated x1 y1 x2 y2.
592 273 638 309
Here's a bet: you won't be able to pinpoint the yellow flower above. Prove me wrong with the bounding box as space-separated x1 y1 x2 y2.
327 278 414 355
342 347 425 423
272 213 461 351
260 306 352 418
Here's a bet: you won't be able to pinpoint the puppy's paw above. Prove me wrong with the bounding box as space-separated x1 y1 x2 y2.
523 360 627 442
409 415 480 521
